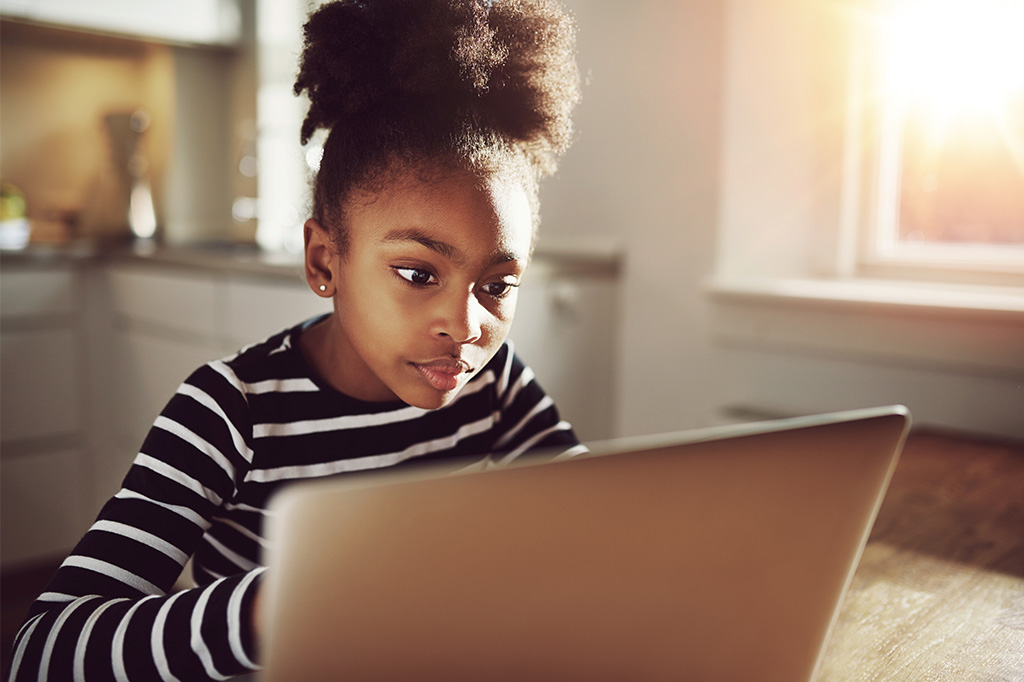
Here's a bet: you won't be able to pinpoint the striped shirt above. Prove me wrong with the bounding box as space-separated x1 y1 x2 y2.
9 318 583 681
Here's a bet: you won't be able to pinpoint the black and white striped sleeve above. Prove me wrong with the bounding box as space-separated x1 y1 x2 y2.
8 363 264 681
488 345 588 465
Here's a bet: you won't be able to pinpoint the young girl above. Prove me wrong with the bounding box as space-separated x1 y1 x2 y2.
7 0 582 679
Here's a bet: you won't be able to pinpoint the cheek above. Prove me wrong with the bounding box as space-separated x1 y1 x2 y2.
484 297 518 341
336 272 406 338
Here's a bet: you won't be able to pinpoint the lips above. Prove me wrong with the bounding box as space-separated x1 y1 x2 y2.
412 358 472 392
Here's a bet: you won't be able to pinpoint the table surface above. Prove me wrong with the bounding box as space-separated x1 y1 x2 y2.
816 430 1024 681
3 430 1021 680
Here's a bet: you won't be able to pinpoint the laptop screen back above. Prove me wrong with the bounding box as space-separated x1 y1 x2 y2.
260 406 910 682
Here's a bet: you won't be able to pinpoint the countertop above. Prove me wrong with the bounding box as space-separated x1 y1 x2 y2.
0 236 623 281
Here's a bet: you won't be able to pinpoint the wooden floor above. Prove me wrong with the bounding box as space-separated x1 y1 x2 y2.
818 430 1024 680
3 429 1023 678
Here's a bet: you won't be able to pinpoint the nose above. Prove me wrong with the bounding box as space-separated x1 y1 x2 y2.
433 289 484 344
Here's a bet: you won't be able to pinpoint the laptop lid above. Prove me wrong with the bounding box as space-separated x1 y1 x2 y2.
259 405 910 682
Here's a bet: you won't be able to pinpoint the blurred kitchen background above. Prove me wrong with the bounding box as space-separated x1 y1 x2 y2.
1 0 1022 611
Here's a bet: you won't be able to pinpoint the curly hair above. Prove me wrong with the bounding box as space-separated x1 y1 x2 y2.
293 0 580 252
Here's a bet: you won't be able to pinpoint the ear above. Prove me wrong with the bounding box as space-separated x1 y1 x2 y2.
304 219 336 297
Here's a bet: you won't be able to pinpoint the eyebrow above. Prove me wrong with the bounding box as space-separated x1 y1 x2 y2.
382 228 523 268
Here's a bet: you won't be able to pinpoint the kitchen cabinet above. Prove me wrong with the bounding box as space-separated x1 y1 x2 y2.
101 265 225 507
222 275 334 350
0 261 93 567
104 257 618 461
0 244 620 568
0 258 322 568
100 263 333 512
0 0 242 47
510 260 619 442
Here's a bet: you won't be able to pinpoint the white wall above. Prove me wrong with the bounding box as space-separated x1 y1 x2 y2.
543 0 1024 441
541 0 730 438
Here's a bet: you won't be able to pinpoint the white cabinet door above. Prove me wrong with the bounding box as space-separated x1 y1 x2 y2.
1 263 84 443
223 276 333 351
0 328 83 443
0 266 77 318
0 261 90 568
510 269 619 442
107 328 222 444
99 265 223 507
1 448 90 566
96 327 224 508
107 265 220 339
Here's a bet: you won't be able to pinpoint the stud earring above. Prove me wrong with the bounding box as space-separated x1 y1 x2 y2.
318 284 327 293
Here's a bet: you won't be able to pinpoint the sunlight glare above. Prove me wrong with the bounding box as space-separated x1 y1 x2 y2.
883 0 1024 121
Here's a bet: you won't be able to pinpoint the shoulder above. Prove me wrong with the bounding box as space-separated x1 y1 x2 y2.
472 341 533 399
177 317 322 408
477 341 584 463
478 340 548 407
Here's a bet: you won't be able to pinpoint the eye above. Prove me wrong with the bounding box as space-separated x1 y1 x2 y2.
392 266 438 286
481 280 519 298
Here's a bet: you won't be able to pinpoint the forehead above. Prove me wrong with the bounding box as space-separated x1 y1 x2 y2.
349 164 534 261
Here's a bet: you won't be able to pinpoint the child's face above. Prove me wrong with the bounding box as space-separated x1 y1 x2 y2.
314 165 533 409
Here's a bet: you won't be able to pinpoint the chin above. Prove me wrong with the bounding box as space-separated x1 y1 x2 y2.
400 385 464 411
408 393 455 411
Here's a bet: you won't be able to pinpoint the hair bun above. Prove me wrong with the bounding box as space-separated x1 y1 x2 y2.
294 0 579 162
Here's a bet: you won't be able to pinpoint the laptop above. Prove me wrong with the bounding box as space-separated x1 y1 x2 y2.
258 405 910 682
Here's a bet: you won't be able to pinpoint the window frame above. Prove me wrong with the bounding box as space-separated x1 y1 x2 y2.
852 1 1024 286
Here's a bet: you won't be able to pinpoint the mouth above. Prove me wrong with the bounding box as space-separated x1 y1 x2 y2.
411 358 473 392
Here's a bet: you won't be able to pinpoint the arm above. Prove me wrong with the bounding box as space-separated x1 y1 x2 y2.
8 363 264 681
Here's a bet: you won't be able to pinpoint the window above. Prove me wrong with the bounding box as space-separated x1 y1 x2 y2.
865 0 1024 278
709 0 1023 386
247 0 323 255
